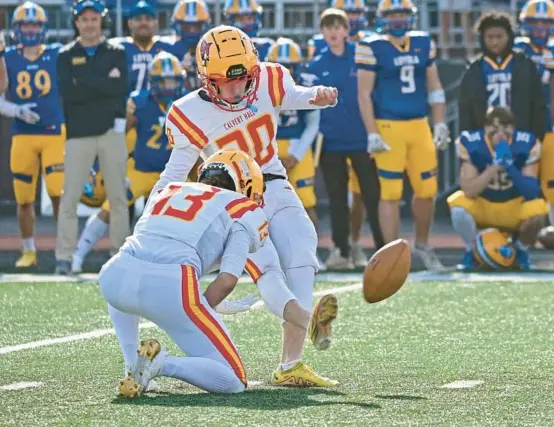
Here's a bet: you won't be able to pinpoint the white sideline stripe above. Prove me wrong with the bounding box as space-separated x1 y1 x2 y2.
0 381 43 391
0 282 363 357
441 380 484 389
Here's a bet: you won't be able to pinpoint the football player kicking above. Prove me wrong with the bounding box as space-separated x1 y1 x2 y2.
158 26 339 387
72 52 185 273
516 0 554 231
447 107 548 270
0 2 65 268
99 149 338 396
356 0 449 270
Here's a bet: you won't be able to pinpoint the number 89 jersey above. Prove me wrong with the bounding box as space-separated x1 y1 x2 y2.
355 32 435 120
456 129 540 202
5 43 64 135
129 182 269 273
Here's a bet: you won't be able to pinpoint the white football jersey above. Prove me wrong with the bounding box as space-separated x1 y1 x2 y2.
121 182 269 276
156 63 329 192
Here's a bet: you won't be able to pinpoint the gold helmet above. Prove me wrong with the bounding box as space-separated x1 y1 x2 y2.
198 149 264 205
196 25 260 111
474 228 516 270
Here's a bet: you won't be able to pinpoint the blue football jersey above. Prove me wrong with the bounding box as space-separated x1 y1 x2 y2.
515 37 554 130
5 44 64 135
253 37 274 62
276 109 310 140
355 31 435 121
457 129 540 202
481 54 514 108
112 37 173 94
165 37 201 91
129 90 172 173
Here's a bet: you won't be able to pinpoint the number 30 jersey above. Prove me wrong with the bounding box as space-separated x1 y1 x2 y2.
158 62 332 190
355 31 435 121
5 43 64 135
456 129 540 202
123 182 269 276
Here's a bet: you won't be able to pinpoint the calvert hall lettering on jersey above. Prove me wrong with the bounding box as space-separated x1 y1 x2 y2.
223 109 257 131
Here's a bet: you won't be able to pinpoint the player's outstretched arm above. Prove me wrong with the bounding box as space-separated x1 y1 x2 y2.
278 64 337 111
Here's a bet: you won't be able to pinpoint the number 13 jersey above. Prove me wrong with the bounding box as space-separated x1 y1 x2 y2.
160 62 330 187
5 43 64 135
355 32 435 121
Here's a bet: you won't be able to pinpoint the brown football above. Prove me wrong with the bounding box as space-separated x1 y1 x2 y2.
363 239 411 303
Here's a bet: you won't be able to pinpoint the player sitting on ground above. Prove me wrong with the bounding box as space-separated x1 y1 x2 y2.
447 106 548 270
72 52 185 273
158 25 339 387
99 149 338 397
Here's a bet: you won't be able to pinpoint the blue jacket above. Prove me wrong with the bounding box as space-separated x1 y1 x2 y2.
306 41 367 152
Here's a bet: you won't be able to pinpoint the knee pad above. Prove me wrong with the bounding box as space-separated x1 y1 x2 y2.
378 177 403 201
413 176 437 199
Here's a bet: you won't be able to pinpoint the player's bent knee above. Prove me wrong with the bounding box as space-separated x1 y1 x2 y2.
520 198 549 222
447 190 473 210
257 268 296 319
413 179 437 199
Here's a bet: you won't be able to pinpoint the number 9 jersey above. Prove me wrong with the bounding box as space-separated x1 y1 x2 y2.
355 31 435 120
5 43 64 135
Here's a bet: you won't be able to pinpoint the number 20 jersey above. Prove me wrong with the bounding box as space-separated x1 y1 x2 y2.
164 63 324 178
123 182 269 274
355 31 435 120
456 129 540 202
5 44 64 135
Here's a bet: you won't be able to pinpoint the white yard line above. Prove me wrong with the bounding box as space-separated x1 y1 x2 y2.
0 381 43 391
441 380 484 389
0 282 363 357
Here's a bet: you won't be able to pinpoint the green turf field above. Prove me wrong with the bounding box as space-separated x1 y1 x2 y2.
1 277 554 426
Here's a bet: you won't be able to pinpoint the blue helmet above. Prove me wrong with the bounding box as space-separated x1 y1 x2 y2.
149 52 186 104
376 0 417 37
223 0 262 38
171 0 211 45
129 1 156 19
72 0 108 18
11 2 48 47
519 0 554 47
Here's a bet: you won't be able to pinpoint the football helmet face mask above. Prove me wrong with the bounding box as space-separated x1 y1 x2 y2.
196 26 261 112
172 0 211 45
376 0 417 37
474 228 516 270
267 37 303 81
519 0 554 47
330 0 368 36
198 149 265 204
149 52 187 104
11 2 48 46
223 0 262 38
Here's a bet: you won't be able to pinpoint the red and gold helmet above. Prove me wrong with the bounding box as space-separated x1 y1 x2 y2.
196 25 260 112
474 228 516 270
198 149 264 204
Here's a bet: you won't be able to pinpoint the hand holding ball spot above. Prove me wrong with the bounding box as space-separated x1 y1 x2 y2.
363 239 411 303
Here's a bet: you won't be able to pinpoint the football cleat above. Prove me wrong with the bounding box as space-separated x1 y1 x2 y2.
270 362 338 387
309 294 338 351
515 245 534 271
119 339 167 398
325 247 354 270
411 244 444 270
351 241 368 268
15 251 37 268
457 250 477 271
71 254 83 274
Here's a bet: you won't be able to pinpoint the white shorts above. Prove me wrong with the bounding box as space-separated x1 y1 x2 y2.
99 251 247 386
437 0 473 12
244 178 318 282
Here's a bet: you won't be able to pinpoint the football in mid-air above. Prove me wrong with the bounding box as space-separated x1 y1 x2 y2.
363 239 411 303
